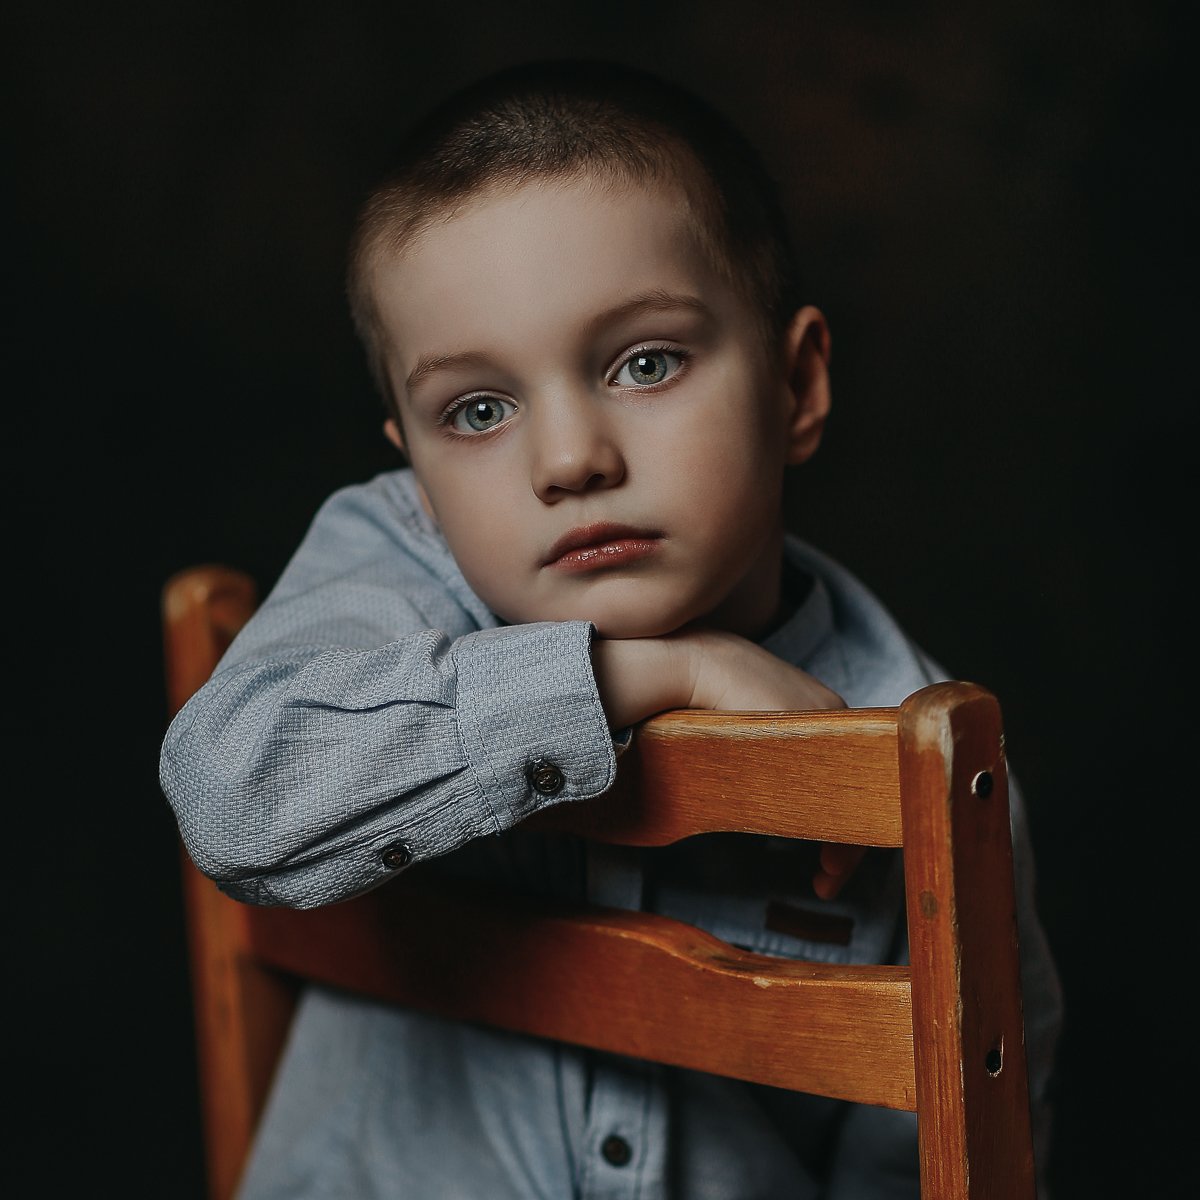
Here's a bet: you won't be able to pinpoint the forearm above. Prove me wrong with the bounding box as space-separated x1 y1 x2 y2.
590 635 695 730
161 621 618 908
160 475 632 907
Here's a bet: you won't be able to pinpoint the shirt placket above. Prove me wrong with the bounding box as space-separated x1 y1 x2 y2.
577 1056 669 1200
575 841 671 1200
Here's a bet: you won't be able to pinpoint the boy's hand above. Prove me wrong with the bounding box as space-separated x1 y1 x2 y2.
812 842 869 900
592 629 865 899
592 627 844 727
680 629 865 898
677 627 846 714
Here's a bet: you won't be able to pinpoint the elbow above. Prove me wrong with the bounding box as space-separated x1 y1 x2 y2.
159 693 284 889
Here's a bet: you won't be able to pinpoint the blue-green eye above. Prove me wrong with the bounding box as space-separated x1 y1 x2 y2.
450 395 516 434
614 349 681 388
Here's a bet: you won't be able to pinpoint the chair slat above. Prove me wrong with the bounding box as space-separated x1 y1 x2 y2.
243 879 917 1109
528 707 903 847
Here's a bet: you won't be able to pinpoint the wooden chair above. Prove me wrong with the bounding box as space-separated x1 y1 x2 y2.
162 564 1036 1200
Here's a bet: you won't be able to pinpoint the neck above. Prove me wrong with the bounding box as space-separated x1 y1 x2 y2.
705 526 791 641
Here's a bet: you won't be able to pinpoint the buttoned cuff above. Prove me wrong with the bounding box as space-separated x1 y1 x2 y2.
450 621 618 833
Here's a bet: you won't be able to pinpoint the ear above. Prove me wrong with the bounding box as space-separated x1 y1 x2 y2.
383 417 406 455
779 305 832 466
383 416 438 523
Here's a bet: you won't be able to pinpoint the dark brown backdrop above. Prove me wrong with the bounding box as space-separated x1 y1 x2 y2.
12 2 1190 1193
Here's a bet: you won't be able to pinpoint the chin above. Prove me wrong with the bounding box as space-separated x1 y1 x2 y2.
583 602 696 640
496 603 683 640
496 580 703 639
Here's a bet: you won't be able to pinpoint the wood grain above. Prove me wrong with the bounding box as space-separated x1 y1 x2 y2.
164 567 297 1200
528 707 904 846
899 683 1036 1199
244 877 917 1109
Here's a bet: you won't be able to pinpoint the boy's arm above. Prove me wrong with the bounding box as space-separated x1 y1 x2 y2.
160 478 624 909
161 475 858 909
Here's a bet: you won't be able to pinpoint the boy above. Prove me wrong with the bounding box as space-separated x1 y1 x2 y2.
161 61 1060 1199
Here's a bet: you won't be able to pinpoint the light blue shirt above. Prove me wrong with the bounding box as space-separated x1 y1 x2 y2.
161 468 1061 1198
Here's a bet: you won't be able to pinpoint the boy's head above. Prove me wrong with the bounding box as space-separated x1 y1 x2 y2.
349 60 803 413
348 61 832 640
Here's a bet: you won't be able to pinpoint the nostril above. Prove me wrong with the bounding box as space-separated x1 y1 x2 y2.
535 460 623 498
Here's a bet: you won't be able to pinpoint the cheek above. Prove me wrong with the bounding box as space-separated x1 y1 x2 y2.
655 422 784 567
635 387 783 506
440 509 520 593
420 471 527 596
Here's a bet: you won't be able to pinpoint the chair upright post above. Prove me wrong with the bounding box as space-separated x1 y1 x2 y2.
899 683 1036 1199
164 567 296 1200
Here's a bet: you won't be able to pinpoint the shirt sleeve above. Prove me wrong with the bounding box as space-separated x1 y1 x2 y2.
158 477 618 909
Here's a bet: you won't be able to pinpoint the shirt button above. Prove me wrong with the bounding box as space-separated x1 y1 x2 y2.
601 1134 632 1167
379 842 412 869
526 759 565 796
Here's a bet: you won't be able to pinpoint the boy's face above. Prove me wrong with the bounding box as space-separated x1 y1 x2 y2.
372 174 830 639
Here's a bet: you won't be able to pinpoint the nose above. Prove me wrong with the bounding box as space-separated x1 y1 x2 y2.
529 395 626 502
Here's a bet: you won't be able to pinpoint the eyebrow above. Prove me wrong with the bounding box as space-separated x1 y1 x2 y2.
405 349 494 395
580 289 714 340
403 290 713 395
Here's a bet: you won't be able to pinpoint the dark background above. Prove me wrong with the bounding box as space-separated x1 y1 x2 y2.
12 1 1190 1194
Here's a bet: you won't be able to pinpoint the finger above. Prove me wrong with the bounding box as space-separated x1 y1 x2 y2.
812 868 843 900
814 844 869 899
819 843 867 875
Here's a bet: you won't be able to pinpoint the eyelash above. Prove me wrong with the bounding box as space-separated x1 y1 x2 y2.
437 393 517 440
435 342 692 439
609 343 690 391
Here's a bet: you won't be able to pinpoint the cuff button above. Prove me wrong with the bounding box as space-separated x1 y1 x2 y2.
380 842 412 870
527 759 565 796
601 1134 632 1167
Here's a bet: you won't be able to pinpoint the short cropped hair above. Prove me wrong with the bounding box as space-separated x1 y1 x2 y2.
347 60 803 416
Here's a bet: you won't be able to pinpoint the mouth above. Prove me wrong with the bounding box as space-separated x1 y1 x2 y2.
542 522 664 573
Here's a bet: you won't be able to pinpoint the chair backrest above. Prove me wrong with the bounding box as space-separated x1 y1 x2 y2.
162 565 1036 1200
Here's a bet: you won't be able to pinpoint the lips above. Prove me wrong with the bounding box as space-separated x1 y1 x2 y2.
542 522 664 571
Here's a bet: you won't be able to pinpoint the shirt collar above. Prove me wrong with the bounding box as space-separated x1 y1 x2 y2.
759 540 835 668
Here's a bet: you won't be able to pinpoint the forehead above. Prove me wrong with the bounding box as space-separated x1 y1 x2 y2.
369 175 748 372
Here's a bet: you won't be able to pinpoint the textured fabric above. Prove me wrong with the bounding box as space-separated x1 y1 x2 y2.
160 468 1062 1198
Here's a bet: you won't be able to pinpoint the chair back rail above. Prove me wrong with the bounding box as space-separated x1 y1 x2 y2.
527 706 904 846
243 878 917 1108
